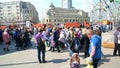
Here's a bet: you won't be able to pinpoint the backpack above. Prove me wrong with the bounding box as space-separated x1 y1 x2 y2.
74 38 81 51
37 36 44 47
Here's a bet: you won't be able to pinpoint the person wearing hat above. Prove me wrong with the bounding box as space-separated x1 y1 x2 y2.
70 53 80 68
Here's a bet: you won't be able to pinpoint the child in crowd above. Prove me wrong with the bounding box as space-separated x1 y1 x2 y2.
85 57 94 68
70 53 80 68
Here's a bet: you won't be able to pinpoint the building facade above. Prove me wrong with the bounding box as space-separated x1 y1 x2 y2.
0 1 39 25
44 4 89 25
62 0 72 9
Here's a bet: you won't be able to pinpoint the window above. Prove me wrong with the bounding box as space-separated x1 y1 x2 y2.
8 6 11 8
46 19 48 22
64 19 68 22
0 17 3 19
0 7 3 9
16 5 19 8
73 19 75 22
54 19 56 22
17 9 19 11
76 20 78 22
17 12 20 14
8 10 11 12
49 19 51 22
8 13 11 15
22 2 27 8
0 10 2 12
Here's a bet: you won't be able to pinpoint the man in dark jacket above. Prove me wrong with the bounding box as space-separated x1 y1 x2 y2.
53 27 60 52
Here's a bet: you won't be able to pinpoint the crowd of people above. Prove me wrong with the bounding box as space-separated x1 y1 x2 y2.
0 27 33 51
34 25 103 68
0 23 119 68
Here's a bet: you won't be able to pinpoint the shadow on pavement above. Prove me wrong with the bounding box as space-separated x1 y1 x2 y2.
60 49 69 53
103 54 113 58
47 58 69 63
0 61 38 67
98 54 113 67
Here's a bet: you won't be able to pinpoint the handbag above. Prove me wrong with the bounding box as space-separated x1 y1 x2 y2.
52 40 55 47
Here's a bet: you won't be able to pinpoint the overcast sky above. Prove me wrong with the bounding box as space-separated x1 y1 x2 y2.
0 0 100 20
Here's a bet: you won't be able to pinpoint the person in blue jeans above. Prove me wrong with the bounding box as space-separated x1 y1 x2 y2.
89 30 102 68
35 28 46 63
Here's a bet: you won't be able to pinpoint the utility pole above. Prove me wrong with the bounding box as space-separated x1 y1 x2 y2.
116 1 120 27
99 0 102 23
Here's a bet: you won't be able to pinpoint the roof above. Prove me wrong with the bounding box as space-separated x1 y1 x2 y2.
49 3 55 8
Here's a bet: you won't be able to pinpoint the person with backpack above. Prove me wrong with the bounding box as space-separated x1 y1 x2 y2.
15 29 23 50
67 27 74 45
35 28 46 63
70 31 82 56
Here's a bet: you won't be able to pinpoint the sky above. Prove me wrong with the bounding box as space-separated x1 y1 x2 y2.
0 0 100 20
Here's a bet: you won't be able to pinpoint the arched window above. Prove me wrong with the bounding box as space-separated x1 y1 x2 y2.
54 19 56 22
46 19 48 22
73 19 75 22
49 19 51 22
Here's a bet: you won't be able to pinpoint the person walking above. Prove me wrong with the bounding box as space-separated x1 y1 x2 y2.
53 27 60 52
118 28 120 56
89 30 102 68
113 27 120 56
70 31 82 55
3 29 10 51
81 29 90 58
35 28 46 63
0 28 3 44
23 28 29 49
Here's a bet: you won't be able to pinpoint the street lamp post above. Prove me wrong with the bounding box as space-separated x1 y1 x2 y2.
99 0 102 23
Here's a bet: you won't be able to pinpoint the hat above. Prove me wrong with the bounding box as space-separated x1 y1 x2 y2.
72 53 79 57
85 57 93 64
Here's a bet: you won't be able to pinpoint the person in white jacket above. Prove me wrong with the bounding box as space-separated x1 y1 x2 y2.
59 31 66 49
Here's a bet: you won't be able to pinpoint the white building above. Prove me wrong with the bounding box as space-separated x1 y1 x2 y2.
0 1 39 25
44 3 90 25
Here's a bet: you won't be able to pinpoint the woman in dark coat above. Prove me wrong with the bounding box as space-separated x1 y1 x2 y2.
81 29 90 58
70 31 82 54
